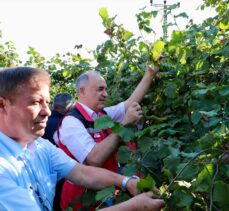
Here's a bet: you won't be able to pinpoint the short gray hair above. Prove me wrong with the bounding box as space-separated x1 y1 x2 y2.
75 70 101 94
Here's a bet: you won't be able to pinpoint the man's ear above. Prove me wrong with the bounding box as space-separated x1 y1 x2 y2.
0 96 6 113
79 87 86 97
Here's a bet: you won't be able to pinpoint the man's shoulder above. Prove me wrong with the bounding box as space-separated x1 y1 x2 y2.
65 108 89 123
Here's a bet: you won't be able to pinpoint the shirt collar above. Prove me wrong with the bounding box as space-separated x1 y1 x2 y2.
77 101 98 120
0 131 37 159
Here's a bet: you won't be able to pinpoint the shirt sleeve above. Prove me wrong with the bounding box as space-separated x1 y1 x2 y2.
45 139 77 180
59 116 96 164
104 102 125 123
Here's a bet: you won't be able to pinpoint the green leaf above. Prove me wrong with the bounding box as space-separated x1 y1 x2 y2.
169 147 180 157
63 69 69 77
219 86 229 96
173 188 193 207
168 3 180 10
81 190 96 206
191 111 201 125
164 82 177 98
192 89 208 96
163 155 181 173
213 181 229 205
95 186 115 201
179 48 187 64
180 152 199 159
168 30 185 51
122 163 138 176
204 117 221 128
158 128 177 137
113 126 135 142
174 12 189 19
141 150 158 168
198 133 216 149
137 174 156 192
192 163 214 192
139 41 148 52
176 163 200 180
157 142 171 159
138 137 153 153
115 192 130 204
199 110 218 117
219 22 229 30
123 30 133 41
151 40 165 62
117 146 131 164
94 115 114 130
99 7 109 21
69 190 96 207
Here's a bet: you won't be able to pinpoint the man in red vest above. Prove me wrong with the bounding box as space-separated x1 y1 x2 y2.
56 64 159 210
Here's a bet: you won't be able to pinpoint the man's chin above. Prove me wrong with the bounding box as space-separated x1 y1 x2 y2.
100 101 106 106
33 128 45 138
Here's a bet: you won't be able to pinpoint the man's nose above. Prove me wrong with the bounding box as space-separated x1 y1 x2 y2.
103 90 108 97
40 104 51 116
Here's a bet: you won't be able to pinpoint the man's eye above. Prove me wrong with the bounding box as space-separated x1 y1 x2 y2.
32 101 40 105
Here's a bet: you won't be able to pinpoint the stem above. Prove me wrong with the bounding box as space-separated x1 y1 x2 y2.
209 151 228 211
209 160 219 211
159 148 212 199
96 196 111 211
146 166 164 184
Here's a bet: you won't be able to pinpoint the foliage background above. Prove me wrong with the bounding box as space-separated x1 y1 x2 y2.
0 0 228 210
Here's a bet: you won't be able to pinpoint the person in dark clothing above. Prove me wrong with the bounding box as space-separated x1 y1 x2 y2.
43 93 74 211
43 93 74 146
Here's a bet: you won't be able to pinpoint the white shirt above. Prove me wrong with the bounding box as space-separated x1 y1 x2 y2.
54 102 125 163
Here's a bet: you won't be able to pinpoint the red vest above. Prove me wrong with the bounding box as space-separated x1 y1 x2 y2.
58 102 117 210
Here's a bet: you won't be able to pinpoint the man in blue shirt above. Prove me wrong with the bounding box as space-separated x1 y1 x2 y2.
0 67 164 211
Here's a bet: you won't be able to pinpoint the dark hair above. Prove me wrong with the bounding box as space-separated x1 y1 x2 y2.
53 93 74 113
0 66 50 99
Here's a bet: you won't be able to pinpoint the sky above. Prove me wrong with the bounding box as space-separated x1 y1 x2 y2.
0 0 216 61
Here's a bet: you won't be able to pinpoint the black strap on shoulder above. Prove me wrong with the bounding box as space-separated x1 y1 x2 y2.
68 107 93 128
68 107 107 129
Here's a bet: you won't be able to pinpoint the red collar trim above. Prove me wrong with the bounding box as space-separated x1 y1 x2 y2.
75 102 93 122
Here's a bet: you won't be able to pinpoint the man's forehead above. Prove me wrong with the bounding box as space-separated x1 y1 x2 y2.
17 82 50 97
25 80 50 90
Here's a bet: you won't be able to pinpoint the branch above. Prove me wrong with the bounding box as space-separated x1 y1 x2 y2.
159 148 212 199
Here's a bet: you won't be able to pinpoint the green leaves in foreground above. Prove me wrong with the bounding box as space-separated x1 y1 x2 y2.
94 115 114 130
95 186 115 202
94 115 135 142
213 181 229 206
150 40 165 62
137 174 156 192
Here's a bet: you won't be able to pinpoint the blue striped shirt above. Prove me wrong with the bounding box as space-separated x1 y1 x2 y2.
0 131 77 211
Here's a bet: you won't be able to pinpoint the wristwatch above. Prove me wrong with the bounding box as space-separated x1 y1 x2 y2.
121 175 140 191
